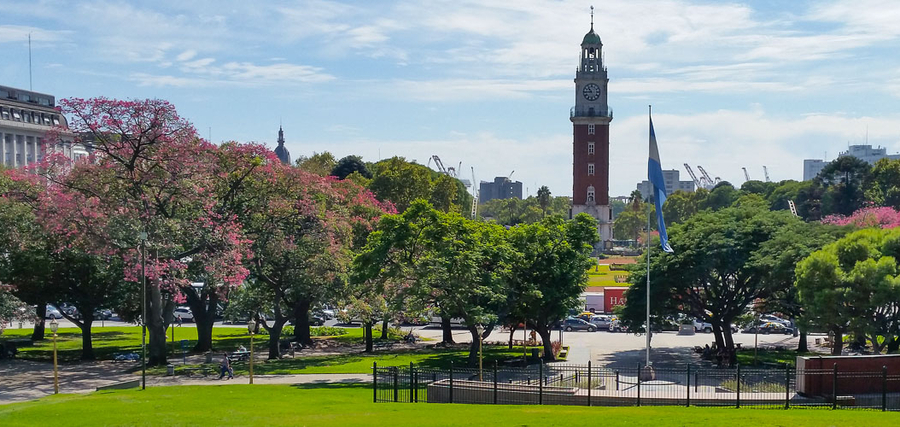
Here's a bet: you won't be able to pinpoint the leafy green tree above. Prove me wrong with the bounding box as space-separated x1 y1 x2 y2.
817 156 872 216
332 155 372 180
662 189 708 226
613 209 644 242
767 180 814 216
369 157 436 213
296 152 337 176
866 158 900 209
751 222 845 352
701 182 739 210
506 214 598 360
796 228 900 354
621 205 800 351
478 196 569 226
740 180 775 196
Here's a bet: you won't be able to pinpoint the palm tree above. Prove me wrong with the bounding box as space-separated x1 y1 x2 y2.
537 186 551 218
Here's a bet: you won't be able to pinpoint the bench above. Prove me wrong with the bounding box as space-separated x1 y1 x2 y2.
228 351 250 363
182 366 212 377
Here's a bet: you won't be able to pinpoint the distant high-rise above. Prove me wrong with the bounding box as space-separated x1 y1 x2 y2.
0 84 88 167
803 145 900 180
274 126 291 165
479 177 523 203
636 169 694 200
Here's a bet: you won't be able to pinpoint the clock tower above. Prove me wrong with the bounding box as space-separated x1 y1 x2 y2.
570 10 612 245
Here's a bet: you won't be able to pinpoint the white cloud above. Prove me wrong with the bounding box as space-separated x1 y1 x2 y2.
176 50 197 61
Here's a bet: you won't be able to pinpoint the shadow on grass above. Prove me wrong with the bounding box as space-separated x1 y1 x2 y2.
289 382 371 390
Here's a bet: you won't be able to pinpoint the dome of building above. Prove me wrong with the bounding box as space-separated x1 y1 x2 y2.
582 28 601 45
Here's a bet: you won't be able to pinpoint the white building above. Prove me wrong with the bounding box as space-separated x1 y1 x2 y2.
636 169 695 200
0 85 87 168
803 145 900 181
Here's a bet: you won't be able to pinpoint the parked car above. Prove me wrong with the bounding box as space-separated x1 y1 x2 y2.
561 318 596 332
309 313 325 326
759 314 792 327
45 305 63 319
693 320 738 333
173 307 194 322
742 322 793 335
94 309 113 320
589 314 613 330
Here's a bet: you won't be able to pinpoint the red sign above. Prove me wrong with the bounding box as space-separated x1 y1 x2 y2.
604 287 628 313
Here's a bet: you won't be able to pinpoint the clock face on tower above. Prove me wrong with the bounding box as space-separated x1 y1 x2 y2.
582 83 601 101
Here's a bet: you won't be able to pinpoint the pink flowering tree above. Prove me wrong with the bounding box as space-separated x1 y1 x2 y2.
240 164 392 358
41 98 255 365
821 206 900 229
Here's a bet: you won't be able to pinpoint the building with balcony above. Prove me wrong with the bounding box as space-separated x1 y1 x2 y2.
478 177 523 203
0 85 86 167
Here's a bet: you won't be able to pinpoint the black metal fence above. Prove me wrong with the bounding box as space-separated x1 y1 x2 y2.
373 362 900 411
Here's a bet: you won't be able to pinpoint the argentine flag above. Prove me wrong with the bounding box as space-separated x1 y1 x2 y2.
648 115 674 253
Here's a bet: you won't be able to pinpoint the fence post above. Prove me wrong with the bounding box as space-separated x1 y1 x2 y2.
736 364 741 409
832 363 837 410
393 367 399 403
449 361 454 404
784 364 790 409
883 365 888 412
637 363 642 407
686 365 691 408
493 361 498 405
410 362 415 403
539 362 544 405
695 371 699 393
587 361 592 407
414 367 419 403
615 370 620 391
373 362 377 403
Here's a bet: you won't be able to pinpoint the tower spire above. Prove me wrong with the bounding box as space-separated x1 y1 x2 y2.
590 5 594 30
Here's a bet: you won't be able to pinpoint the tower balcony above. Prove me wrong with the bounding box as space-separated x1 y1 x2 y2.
570 107 613 119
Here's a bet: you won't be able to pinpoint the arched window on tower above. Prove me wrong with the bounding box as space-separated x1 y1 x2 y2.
587 185 595 204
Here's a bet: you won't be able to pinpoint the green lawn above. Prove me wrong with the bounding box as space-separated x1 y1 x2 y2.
0 326 394 362
736 349 816 367
157 345 527 376
2 384 898 426
586 264 631 286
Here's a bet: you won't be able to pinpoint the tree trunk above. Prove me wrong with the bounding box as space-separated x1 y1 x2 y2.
831 330 843 355
722 325 734 351
508 324 517 350
467 326 481 367
293 299 313 346
147 284 168 366
32 304 46 341
380 320 389 340
887 335 900 353
364 322 373 353
266 319 287 360
536 325 555 362
441 316 454 344
185 290 218 352
797 330 808 353
79 315 94 361
711 324 725 350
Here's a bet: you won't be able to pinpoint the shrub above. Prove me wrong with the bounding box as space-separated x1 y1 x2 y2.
310 326 348 337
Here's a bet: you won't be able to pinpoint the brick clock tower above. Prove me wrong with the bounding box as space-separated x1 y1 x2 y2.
570 13 613 245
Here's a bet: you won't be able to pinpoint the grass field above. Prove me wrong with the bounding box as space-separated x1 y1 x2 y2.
2 384 897 426
158 345 527 376
586 263 631 287
0 326 401 362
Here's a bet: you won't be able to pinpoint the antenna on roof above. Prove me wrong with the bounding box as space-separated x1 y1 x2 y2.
28 33 33 91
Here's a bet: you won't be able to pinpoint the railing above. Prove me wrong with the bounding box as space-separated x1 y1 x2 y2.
570 107 613 119
373 362 900 411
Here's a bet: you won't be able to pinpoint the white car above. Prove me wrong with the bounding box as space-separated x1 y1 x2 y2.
173 307 194 322
45 305 63 319
759 314 791 327
694 319 738 333
589 314 613 330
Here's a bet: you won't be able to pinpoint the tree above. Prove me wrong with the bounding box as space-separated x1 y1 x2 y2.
796 228 900 354
48 98 254 366
662 189 707 226
701 182 739 210
369 157 436 213
537 186 551 218
354 200 511 365
620 205 800 352
331 155 372 180
612 210 643 242
866 158 900 209
817 156 872 216
740 180 775 197
506 214 598 361
822 206 900 229
296 152 337 176
751 222 845 352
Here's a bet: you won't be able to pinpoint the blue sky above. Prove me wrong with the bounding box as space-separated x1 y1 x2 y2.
2 0 900 198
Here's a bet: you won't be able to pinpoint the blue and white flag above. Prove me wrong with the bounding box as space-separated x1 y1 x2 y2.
648 115 674 253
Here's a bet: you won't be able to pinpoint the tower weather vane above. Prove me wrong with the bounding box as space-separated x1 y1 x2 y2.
590 5 594 28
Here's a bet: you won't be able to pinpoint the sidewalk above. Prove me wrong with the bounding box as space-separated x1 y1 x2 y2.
0 358 372 405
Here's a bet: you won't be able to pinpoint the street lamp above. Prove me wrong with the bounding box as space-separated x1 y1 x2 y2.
50 318 59 394
247 321 255 385
754 313 760 365
475 324 484 381
139 231 148 390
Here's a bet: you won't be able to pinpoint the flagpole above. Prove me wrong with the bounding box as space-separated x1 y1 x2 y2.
646 105 652 369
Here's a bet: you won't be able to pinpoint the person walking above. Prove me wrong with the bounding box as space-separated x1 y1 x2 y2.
218 353 233 380
176 315 183 327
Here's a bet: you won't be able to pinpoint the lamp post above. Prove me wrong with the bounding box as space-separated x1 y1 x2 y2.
754 313 760 365
50 318 59 394
475 324 484 381
139 231 148 390
247 321 255 385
